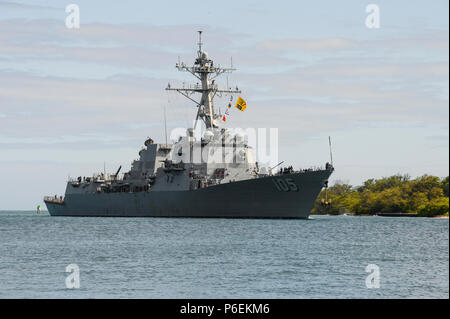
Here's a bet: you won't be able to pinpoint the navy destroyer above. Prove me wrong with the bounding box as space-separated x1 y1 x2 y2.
44 32 334 218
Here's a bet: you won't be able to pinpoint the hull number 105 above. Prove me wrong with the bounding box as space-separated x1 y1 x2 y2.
273 178 299 192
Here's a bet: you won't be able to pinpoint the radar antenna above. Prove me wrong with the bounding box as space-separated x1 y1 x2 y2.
197 30 203 53
328 136 334 167
166 31 241 129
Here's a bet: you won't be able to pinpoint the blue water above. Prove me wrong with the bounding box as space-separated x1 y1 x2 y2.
0 211 448 298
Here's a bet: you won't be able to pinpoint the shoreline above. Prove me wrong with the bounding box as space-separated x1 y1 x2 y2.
313 213 449 218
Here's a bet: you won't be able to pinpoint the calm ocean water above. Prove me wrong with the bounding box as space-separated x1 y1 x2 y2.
0 211 448 298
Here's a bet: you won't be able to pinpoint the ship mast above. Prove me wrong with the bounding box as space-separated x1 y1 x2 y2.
166 31 241 129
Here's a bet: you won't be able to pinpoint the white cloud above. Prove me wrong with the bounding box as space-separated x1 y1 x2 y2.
0 1 59 11
258 38 359 51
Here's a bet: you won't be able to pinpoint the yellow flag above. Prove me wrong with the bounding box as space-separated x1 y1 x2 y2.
234 96 247 111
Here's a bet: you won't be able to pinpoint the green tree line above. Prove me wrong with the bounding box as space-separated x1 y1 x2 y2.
312 175 449 217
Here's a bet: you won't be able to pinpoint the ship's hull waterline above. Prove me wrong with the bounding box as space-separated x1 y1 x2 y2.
45 170 331 219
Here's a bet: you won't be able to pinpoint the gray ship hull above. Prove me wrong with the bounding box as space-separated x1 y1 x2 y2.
45 170 331 218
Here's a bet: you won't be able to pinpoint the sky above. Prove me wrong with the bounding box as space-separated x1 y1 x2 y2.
0 0 448 210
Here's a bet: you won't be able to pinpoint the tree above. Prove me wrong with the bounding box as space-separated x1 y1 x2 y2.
411 175 441 197
441 176 449 197
418 197 449 217
311 174 449 216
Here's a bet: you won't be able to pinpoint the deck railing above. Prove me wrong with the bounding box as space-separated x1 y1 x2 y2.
44 196 65 204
